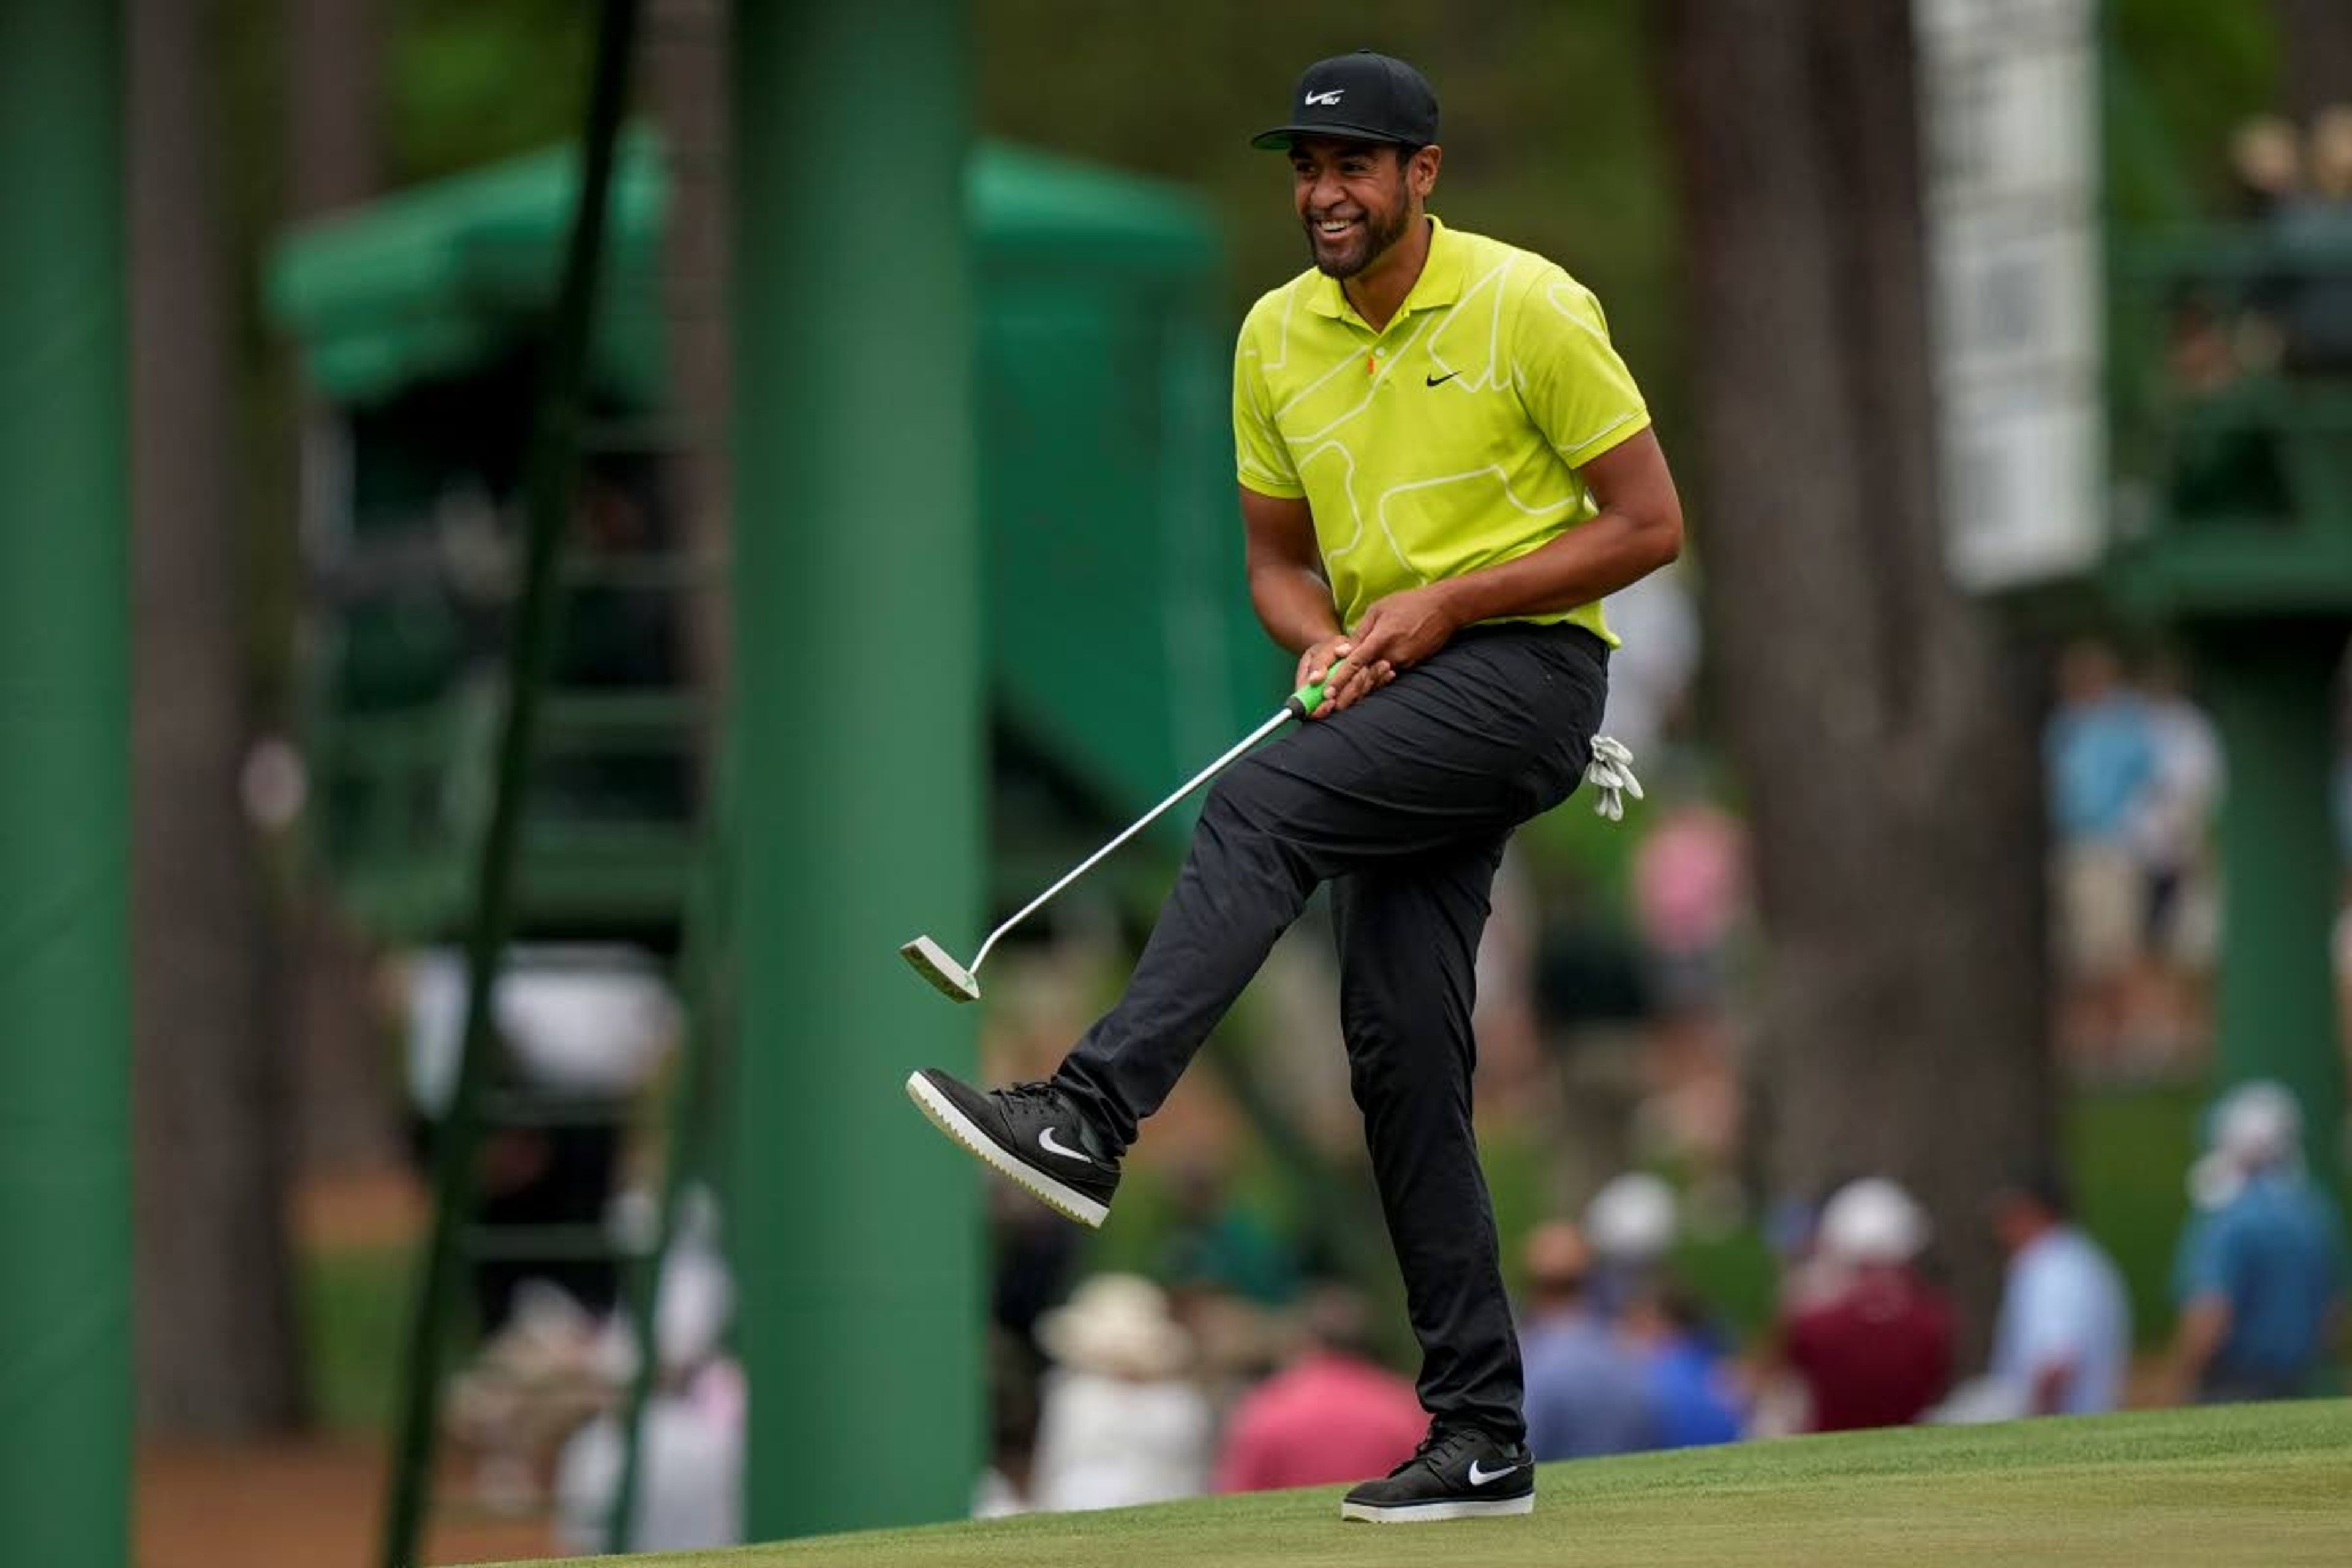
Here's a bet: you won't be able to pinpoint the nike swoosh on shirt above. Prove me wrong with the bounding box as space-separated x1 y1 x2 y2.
1467 1460 1521 1486
1425 371 1460 387
1038 1126 1093 1163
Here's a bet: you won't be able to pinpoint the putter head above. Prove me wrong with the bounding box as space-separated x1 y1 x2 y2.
900 935 981 1003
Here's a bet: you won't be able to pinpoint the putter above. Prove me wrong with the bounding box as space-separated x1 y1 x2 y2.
900 660 1356 1003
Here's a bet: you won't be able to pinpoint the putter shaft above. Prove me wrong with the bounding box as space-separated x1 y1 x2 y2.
967 704 1296 976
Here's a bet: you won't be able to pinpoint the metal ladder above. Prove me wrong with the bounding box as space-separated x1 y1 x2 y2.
368 4 738 1561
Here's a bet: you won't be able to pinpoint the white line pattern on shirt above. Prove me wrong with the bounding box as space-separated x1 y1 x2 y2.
1246 246 1619 611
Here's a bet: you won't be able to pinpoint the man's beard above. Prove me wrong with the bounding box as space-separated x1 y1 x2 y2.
1306 200 1411 280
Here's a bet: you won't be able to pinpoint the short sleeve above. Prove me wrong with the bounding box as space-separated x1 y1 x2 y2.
1233 309 1305 499
2008 1259 2086 1371
1512 267 1651 470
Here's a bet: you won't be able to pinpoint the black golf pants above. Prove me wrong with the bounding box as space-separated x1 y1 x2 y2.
1052 620 1610 1442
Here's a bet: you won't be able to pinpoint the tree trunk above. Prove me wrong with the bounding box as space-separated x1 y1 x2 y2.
2277 0 2352 123
282 0 404 1174
649 0 734 712
288 0 380 217
1660 0 2052 1351
130 0 303 1433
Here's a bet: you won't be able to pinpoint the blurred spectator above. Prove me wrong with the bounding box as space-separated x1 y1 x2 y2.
1472 847 1547 1097
1629 797 1748 1171
1531 891 1651 1208
2230 113 2304 222
1212 1284 1426 1493
1988 1169 2132 1416
2337 892 2352 1057
1517 1221 1660 1460
552 1188 744 1552
445 1280 611 1514
2162 289 2293 517
2335 655 2352 865
1631 797 1747 1018
1030 1275 1213 1511
2133 660 2223 931
2129 658 2223 1069
2164 290 2249 398
1585 1170 1678 1317
2279 105 2352 375
2169 1084 2350 1403
1171 1284 1294 1414
2311 104 2352 202
2046 642 2159 1074
1764 1177 1855 1319
399 945 681 1331
1619 1286 1743 1448
1782 1178 1956 1432
975 1325 1043 1519
1158 1158 1298 1310
991 1178 1084 1355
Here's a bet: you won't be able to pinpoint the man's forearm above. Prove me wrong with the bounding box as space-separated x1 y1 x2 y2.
1250 564 1344 655
1433 508 1678 627
2171 1298 2229 1395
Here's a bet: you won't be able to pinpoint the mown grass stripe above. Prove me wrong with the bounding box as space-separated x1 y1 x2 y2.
492 1400 2352 1567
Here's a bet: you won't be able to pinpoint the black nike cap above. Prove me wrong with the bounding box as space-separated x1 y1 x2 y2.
1252 50 1440 152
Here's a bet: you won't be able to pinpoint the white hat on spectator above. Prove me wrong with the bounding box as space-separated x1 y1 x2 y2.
1818 1177 1930 1265
1586 1172 1678 1263
2211 1080 2301 1171
1038 1274 1193 1381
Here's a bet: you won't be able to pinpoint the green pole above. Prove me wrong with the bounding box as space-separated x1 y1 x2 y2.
0 5 130 1567
732 0 982 1538
376 4 642 1564
2198 620 2349 1164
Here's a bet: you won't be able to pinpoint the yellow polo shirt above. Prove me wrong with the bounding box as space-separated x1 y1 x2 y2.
1232 216 1649 642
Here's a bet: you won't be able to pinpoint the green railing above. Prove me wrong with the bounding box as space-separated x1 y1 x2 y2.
2108 222 2352 613
315 684 708 939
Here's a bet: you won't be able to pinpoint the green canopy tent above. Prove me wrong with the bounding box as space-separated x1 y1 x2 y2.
269 132 1283 941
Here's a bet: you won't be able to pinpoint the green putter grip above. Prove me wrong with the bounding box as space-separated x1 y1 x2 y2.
1285 657 1354 718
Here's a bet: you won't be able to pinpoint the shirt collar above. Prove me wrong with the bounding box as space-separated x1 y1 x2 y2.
1305 214 1463 326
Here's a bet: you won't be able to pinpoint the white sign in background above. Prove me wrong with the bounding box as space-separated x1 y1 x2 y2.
1915 0 2106 592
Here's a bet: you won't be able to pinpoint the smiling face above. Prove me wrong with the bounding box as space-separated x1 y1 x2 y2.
1289 135 1438 280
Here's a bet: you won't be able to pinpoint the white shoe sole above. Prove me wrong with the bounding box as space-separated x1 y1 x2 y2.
905 1073 1109 1228
1340 1493 1535 1523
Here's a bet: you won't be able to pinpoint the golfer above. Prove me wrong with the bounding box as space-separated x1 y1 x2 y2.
912 48 1683 1522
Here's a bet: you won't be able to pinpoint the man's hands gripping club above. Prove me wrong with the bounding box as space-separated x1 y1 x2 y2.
1294 635 1389 717
1294 583 1463 717
1249 482 1468 718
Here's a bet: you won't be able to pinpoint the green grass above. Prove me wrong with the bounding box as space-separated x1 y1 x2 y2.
300 1241 417 1433
496 1401 2352 1567
2071 1081 2206 1344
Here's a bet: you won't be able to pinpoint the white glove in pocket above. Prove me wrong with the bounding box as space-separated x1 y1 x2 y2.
1583 734 1643 823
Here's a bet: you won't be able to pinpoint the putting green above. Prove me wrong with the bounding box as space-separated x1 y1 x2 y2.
501 1400 2352 1567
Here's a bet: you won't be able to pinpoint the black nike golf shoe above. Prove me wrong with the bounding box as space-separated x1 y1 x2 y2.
905 1070 1121 1227
1340 1423 1536 1523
